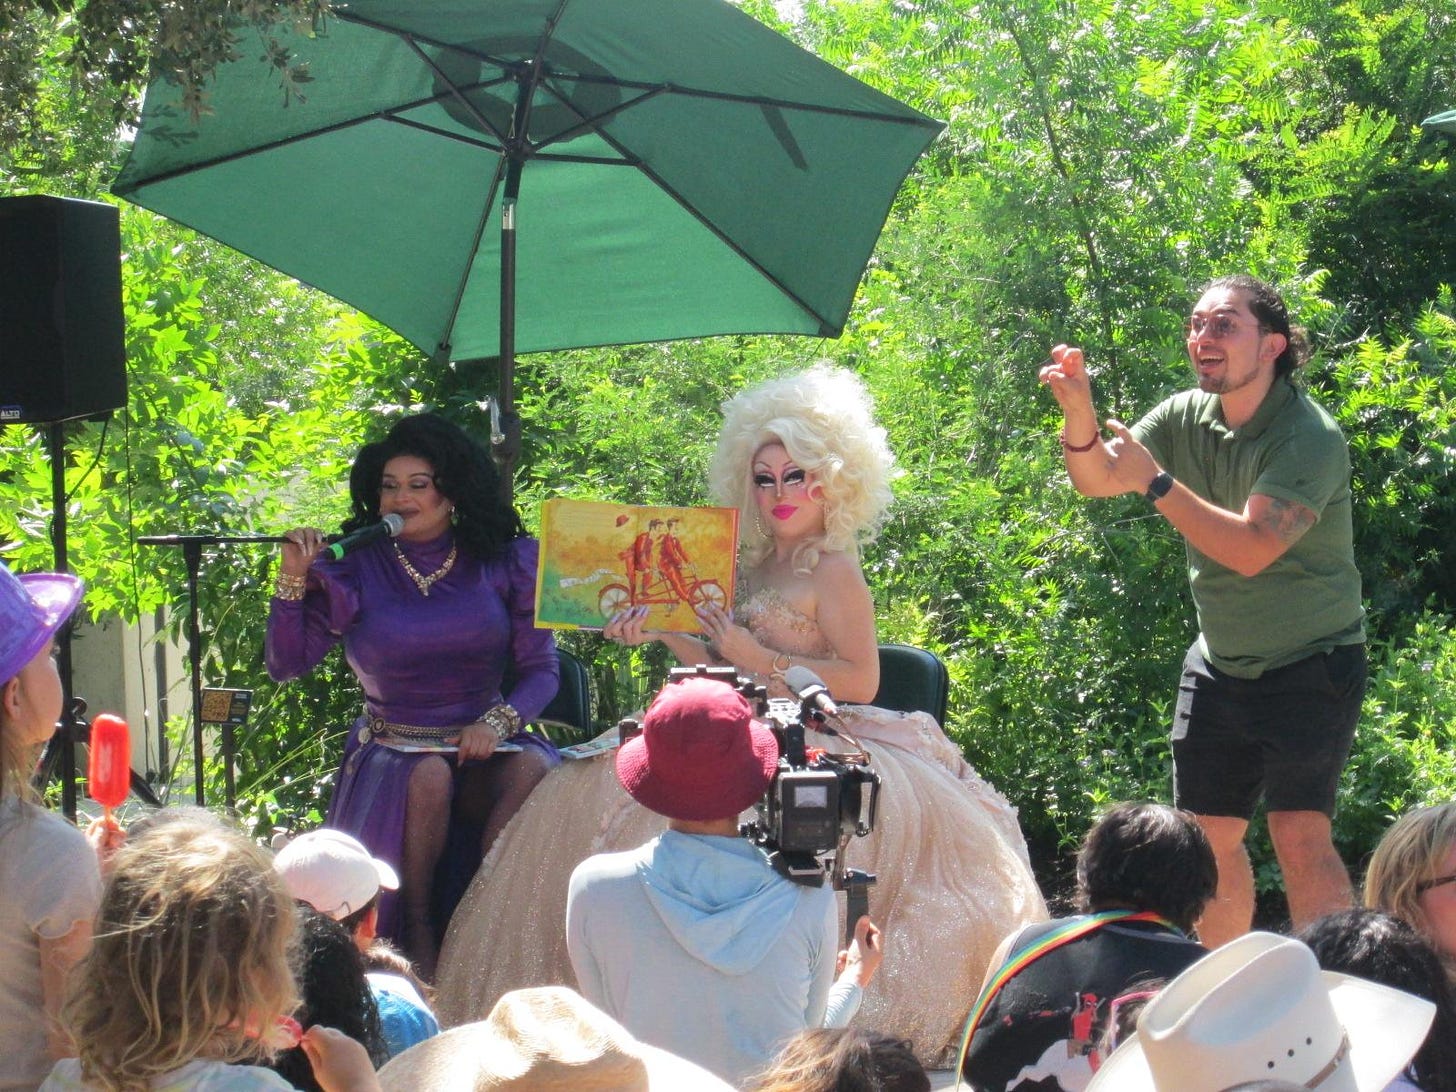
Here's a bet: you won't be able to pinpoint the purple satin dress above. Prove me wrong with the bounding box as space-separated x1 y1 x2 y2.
265 532 559 940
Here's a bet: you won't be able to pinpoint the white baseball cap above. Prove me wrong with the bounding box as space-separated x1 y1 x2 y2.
273 829 399 920
1088 932 1435 1092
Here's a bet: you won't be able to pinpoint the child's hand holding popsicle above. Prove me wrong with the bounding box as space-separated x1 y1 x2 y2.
86 713 130 870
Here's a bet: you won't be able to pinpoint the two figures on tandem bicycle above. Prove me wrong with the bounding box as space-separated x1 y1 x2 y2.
599 517 727 620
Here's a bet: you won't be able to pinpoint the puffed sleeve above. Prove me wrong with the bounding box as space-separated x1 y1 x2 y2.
498 537 559 723
264 561 363 681
24 812 101 941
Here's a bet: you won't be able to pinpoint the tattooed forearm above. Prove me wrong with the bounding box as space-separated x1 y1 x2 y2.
1258 496 1317 544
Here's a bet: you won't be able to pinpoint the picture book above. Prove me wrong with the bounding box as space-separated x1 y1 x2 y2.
535 499 738 632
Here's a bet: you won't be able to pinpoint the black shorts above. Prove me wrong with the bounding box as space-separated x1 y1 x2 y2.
1171 641 1366 820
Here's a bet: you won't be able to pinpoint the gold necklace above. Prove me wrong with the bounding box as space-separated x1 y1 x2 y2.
393 541 457 597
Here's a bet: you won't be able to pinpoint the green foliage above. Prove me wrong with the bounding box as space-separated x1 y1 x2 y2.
1338 614 1456 877
0 1 328 151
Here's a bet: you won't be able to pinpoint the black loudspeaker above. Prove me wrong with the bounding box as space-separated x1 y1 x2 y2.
0 195 127 424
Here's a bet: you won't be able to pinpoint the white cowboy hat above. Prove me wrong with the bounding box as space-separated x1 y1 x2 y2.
376 986 734 1091
1087 932 1434 1092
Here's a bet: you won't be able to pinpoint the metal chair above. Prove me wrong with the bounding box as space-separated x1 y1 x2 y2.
868 643 950 724
520 646 594 744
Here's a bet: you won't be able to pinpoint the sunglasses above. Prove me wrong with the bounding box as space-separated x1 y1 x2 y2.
1184 314 1263 340
1417 872 1456 894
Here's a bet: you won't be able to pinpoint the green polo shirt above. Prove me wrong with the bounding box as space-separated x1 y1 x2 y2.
1133 380 1364 678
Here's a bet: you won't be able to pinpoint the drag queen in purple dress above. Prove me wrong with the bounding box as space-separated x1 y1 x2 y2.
266 413 559 979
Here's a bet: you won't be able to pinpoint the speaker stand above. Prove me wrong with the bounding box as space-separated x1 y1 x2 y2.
47 422 81 820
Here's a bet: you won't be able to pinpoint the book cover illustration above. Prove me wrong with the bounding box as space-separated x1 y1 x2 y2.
535 499 738 632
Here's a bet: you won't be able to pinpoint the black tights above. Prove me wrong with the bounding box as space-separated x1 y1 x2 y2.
399 747 555 981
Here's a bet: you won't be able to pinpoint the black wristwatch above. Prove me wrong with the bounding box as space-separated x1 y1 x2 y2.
1144 470 1175 503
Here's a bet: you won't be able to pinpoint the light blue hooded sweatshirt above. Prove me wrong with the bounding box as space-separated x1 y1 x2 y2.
566 830 840 1086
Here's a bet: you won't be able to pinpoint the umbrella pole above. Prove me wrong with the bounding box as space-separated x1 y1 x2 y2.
493 76 529 500
495 174 522 501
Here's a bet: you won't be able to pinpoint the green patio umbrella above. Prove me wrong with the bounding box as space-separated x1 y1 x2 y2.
113 0 943 480
1424 109 1456 135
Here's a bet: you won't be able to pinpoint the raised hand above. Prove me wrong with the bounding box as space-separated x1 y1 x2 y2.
1038 343 1093 413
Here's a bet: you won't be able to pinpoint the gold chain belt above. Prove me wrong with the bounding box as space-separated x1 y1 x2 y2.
359 712 482 746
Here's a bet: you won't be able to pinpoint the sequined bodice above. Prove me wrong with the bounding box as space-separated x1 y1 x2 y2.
736 585 836 660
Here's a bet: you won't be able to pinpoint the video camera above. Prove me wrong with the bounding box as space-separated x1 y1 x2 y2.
621 665 881 931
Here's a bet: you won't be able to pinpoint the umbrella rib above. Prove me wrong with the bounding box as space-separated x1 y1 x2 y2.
402 34 511 145
435 160 508 361
552 72 942 130
528 81 668 154
333 10 938 131
383 114 506 154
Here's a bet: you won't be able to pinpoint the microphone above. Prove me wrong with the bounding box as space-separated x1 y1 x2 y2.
324 513 405 560
784 665 840 719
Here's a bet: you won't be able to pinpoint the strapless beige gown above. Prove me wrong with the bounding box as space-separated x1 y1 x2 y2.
435 589 1047 1065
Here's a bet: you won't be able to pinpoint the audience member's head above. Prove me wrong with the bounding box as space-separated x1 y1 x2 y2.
1099 980 1165 1058
366 938 435 1005
274 827 399 945
614 676 777 823
1075 802 1218 934
376 985 732 1090
61 812 301 1087
744 1028 929 1092
1086 932 1434 1091
0 562 83 801
269 905 387 1091
1298 908 1456 1092
1364 803 1456 968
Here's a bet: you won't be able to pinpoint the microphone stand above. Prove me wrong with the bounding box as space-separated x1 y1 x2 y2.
136 532 287 808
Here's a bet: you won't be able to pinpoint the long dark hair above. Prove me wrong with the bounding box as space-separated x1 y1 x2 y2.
268 907 386 1091
343 412 525 559
1298 908 1456 1092
1203 274 1312 379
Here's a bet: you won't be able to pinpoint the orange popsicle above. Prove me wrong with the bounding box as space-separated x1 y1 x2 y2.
88 713 130 820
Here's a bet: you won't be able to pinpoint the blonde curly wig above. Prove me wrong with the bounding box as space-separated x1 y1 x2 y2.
708 364 896 573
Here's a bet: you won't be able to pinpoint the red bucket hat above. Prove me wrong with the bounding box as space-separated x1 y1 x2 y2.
0 561 84 683
615 677 779 822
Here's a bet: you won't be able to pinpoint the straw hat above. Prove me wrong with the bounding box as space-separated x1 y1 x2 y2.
0 562 83 683
1087 932 1435 1092
615 676 778 822
376 986 734 1091
273 828 399 920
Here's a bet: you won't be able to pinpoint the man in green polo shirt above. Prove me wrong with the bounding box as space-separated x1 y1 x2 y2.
1039 274 1366 947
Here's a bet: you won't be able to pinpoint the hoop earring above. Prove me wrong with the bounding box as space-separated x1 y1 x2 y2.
754 512 770 538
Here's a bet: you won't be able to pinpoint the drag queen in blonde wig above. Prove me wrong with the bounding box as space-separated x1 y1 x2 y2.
438 366 1045 1067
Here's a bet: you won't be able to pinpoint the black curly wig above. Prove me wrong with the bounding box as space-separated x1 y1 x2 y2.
342 412 526 560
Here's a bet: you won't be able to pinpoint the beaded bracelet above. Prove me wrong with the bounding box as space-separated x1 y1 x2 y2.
1060 430 1100 453
481 703 522 743
273 572 307 601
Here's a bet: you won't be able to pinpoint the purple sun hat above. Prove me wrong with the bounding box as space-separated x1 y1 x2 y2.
0 561 84 683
